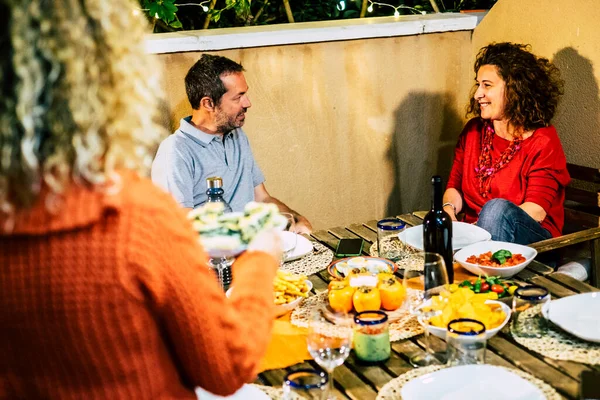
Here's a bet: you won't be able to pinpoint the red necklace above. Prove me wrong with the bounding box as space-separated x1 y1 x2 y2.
475 122 522 198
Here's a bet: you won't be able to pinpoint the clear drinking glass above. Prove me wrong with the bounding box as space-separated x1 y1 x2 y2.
376 218 407 261
446 319 487 366
280 213 297 264
512 285 550 338
307 308 353 400
402 252 450 367
283 369 328 400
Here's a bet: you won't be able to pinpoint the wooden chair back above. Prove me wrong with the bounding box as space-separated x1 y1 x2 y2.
563 163 600 233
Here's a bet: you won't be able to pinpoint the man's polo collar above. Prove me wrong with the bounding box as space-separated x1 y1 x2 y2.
179 116 221 146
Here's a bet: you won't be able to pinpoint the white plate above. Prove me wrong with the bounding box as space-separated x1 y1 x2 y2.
418 299 511 340
454 241 537 278
401 365 545 400
196 383 270 399
280 231 313 262
542 292 600 343
398 221 491 251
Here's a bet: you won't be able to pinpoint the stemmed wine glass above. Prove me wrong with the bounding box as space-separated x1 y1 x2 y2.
402 252 450 367
280 212 297 265
306 308 353 400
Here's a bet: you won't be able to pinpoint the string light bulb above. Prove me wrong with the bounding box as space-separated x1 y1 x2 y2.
365 0 424 17
337 0 346 11
202 5 209 11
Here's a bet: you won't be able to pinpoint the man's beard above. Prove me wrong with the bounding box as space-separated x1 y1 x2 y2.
215 108 246 134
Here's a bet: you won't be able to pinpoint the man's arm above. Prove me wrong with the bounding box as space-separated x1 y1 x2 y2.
254 183 313 234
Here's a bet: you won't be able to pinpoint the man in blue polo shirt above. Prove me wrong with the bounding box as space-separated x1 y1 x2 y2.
152 54 312 233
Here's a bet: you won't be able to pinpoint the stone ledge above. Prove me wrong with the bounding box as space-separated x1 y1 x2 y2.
145 13 480 54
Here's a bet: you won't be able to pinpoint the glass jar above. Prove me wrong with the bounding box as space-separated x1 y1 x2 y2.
377 218 407 262
512 285 550 338
353 310 391 364
446 318 487 366
283 369 328 400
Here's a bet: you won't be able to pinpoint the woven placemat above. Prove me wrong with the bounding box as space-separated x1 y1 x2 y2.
290 292 423 342
250 384 302 400
370 242 424 272
511 305 600 365
280 242 334 277
376 365 561 400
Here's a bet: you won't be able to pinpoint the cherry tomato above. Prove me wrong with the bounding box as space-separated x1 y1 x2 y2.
480 282 490 292
491 284 505 294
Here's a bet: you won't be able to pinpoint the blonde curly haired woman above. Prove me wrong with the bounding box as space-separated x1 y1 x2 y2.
0 0 281 398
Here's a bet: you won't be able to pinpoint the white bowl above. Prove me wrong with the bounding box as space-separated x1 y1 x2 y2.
454 241 537 278
226 280 313 317
418 299 511 340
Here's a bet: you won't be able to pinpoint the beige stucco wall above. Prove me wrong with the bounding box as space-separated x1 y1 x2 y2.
158 32 473 230
472 0 600 169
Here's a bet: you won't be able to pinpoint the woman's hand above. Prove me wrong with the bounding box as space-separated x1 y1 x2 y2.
443 205 458 221
247 229 283 264
443 188 463 222
519 202 547 222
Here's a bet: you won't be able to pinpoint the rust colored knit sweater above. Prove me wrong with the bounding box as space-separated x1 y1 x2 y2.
0 171 278 399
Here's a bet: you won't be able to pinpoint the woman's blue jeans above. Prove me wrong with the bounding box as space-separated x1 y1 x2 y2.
476 199 552 245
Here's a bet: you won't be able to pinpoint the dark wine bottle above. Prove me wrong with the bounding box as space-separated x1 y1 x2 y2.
422 175 454 285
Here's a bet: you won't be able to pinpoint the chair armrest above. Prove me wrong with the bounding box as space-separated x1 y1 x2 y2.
530 227 600 253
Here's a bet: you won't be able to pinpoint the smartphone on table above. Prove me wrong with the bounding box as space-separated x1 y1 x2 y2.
335 238 364 258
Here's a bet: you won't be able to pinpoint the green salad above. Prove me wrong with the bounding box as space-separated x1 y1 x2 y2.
188 202 287 251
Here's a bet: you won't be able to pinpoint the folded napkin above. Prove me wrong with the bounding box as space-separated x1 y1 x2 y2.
259 313 311 372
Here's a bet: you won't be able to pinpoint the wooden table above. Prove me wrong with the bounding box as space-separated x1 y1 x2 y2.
256 213 600 400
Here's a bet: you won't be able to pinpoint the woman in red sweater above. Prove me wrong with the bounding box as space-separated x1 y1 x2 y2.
0 0 281 399
444 43 570 244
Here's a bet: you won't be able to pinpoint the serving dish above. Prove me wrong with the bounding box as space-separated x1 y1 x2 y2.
398 221 491 251
327 257 397 279
418 299 511 340
454 241 537 278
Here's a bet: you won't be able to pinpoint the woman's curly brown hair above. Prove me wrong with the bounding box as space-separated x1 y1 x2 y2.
467 42 564 132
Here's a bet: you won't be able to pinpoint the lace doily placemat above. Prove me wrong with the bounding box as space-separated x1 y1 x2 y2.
376 365 561 400
290 292 423 342
370 242 424 272
250 384 301 400
281 242 334 277
511 305 600 365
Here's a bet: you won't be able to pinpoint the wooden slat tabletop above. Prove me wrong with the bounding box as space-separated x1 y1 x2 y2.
258 215 599 399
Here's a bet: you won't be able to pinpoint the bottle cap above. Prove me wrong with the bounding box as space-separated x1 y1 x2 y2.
206 176 223 189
